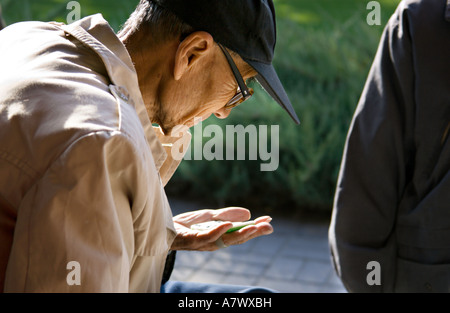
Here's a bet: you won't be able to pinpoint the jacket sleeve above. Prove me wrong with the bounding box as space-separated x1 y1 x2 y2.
328 2 416 293
4 131 144 292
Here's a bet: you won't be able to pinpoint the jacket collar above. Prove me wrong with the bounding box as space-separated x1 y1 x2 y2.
59 14 168 172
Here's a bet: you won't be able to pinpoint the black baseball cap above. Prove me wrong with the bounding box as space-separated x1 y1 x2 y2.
155 0 300 124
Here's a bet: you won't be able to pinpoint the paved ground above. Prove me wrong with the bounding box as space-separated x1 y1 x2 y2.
168 198 347 293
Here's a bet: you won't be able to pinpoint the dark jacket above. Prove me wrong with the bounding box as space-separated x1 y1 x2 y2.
329 0 450 292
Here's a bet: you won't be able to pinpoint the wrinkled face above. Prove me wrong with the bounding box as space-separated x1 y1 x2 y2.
152 32 257 135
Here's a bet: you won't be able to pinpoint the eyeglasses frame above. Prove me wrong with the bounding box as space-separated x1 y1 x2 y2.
218 43 253 109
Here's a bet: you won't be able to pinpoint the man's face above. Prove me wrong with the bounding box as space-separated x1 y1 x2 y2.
152 32 256 135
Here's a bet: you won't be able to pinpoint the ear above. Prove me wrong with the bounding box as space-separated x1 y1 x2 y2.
173 31 214 81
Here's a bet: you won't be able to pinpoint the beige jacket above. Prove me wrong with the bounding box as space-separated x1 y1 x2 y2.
0 14 190 292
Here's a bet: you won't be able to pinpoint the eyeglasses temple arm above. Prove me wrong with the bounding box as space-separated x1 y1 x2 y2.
218 44 251 98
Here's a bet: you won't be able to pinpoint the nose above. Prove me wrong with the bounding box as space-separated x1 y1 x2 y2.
214 107 232 119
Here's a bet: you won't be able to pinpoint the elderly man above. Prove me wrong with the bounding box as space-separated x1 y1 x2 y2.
0 0 299 292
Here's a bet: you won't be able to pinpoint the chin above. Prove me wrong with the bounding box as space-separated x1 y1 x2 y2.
159 121 188 136
157 114 205 136
176 116 203 130
158 123 176 136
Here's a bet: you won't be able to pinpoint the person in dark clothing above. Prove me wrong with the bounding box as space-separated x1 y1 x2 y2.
329 0 450 293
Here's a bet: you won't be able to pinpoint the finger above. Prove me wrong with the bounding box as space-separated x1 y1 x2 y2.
172 220 233 251
212 207 251 222
191 222 234 251
254 216 273 224
252 222 274 235
196 221 233 243
173 209 216 226
239 222 273 237
222 222 274 246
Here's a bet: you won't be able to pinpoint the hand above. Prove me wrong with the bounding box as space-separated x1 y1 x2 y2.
171 207 273 251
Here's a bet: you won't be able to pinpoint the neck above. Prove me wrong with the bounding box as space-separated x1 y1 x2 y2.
119 28 177 124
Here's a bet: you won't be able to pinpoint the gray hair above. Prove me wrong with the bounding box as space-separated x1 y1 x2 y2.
119 0 194 43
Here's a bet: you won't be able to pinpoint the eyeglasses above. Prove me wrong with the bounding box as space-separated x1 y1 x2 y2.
218 43 254 110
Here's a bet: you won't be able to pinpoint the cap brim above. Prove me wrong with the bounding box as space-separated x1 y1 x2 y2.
245 60 300 124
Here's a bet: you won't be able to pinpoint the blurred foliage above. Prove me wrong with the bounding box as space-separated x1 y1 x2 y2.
0 0 402 215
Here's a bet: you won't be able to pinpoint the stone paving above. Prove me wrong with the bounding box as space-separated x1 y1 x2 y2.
168 198 347 293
